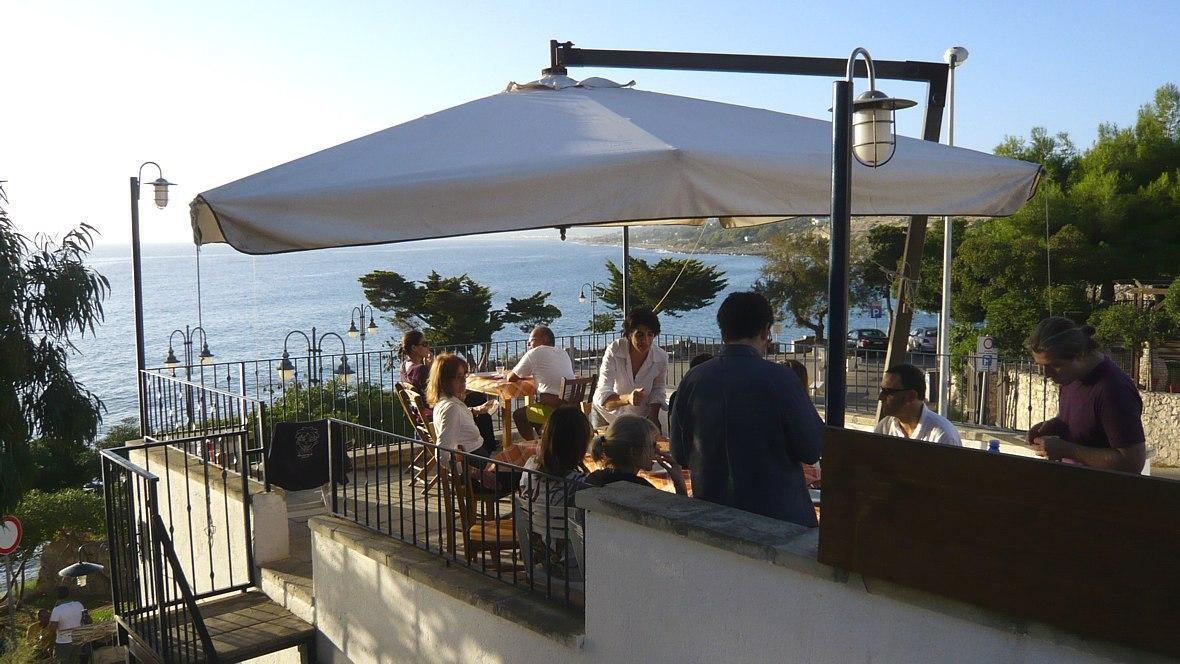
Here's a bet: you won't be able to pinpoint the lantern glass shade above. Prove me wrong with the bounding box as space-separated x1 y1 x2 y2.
199 344 215 365
578 289 587 304
151 178 171 208
852 105 895 167
347 321 359 338
164 347 181 369
367 319 379 334
335 356 355 383
277 352 297 381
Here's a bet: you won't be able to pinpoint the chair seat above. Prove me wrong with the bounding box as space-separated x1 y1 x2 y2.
468 518 518 544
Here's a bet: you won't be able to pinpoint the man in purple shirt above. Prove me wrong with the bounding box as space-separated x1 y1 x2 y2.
1025 317 1146 473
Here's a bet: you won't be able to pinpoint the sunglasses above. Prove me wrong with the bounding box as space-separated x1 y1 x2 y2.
878 387 915 397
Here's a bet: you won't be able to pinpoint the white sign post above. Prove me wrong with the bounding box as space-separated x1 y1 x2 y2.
1 515 22 644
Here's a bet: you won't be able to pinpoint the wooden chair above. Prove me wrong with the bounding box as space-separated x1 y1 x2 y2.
446 454 520 567
559 374 598 416
395 382 440 494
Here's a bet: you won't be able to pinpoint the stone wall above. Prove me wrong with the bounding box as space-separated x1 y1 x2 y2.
1005 369 1180 467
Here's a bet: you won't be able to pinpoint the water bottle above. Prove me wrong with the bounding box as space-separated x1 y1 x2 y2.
987 439 1001 454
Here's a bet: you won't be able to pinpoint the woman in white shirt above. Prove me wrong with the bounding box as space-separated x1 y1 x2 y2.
428 353 496 459
592 307 668 428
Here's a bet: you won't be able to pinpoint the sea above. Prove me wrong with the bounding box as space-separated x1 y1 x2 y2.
68 233 934 430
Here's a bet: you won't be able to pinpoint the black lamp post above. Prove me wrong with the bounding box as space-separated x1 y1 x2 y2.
131 162 177 435
578 281 606 331
347 305 378 379
162 325 215 378
825 48 915 427
277 328 354 387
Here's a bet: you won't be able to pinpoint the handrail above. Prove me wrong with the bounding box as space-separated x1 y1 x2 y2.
153 514 219 663
141 369 262 402
99 448 160 480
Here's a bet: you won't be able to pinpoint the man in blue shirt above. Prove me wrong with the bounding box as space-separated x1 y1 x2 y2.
670 292 823 526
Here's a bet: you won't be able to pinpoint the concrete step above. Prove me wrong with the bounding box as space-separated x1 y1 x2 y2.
259 557 314 624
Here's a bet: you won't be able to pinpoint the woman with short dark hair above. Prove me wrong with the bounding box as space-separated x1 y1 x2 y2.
592 307 668 427
1025 316 1146 473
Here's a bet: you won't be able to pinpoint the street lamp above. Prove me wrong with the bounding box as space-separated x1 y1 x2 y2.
826 48 915 428
937 46 968 416
346 305 378 379
278 328 353 386
59 543 105 587
131 161 177 435
163 325 215 377
579 281 606 331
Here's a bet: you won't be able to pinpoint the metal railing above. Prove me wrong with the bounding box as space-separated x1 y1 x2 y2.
325 419 586 610
101 448 219 663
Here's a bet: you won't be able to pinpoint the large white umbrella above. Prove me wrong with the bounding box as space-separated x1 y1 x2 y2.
190 75 1039 254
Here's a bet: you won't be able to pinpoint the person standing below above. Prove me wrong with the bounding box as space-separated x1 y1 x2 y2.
1026 317 1146 473
507 326 576 441
47 586 84 663
670 292 822 526
593 307 668 428
874 363 962 446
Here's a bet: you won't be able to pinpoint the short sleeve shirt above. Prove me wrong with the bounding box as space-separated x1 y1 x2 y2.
50 601 84 644
1058 357 1145 449
874 405 962 446
511 346 575 397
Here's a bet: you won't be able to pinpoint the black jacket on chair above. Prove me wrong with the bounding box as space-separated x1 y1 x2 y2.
265 420 348 491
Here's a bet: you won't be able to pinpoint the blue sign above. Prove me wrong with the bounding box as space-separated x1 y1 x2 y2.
869 304 883 319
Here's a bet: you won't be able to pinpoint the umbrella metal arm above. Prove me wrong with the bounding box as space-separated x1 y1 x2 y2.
547 39 948 426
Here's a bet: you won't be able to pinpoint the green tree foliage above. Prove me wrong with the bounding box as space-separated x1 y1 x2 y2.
268 381 411 436
0 189 109 513
853 225 906 327
359 270 560 363
98 417 141 450
5 489 105 600
1165 276 1180 324
600 257 727 317
913 217 967 314
28 437 98 492
1091 303 1174 352
585 312 617 333
756 232 869 342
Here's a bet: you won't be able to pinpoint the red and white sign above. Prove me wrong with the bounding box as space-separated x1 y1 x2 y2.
0 515 22 554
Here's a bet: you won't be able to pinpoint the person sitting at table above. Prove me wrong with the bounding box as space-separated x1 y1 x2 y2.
405 329 496 450
585 415 687 495
428 353 498 460
518 405 594 577
874 363 962 446
507 325 575 441
592 307 668 428
1025 317 1146 472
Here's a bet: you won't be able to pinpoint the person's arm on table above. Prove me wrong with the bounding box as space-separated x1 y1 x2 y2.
1035 437 1146 473
506 349 532 383
1027 416 1066 443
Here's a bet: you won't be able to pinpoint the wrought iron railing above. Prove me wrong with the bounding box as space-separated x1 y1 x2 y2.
325 419 587 610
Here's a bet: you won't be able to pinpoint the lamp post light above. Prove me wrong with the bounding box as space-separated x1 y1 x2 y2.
937 46 968 416
825 48 916 428
131 161 177 435
163 325 215 377
278 328 354 387
578 281 606 332
347 305 378 379
58 543 106 587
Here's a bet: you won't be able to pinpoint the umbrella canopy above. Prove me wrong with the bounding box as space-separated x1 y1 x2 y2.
191 76 1039 255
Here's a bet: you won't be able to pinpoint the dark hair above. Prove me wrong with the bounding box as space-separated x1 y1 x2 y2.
689 353 712 368
533 325 556 346
717 292 774 342
1026 316 1100 361
785 359 809 387
591 415 658 471
884 363 926 400
400 329 425 357
55 586 69 600
537 405 592 476
623 307 661 336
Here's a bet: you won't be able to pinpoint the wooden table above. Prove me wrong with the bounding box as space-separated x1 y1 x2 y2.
466 373 536 450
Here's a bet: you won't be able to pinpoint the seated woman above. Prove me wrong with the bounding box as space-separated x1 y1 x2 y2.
585 415 687 495
404 329 497 451
517 405 593 577
592 307 668 428
427 353 497 460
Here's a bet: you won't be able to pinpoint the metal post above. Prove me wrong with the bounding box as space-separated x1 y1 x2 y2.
4 554 16 642
621 227 630 312
937 59 958 416
238 363 257 586
130 177 149 435
825 79 853 427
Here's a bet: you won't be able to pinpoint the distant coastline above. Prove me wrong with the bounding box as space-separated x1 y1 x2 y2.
570 235 769 257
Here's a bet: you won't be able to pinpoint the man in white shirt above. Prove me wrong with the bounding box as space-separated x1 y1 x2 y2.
48 585 85 663
874 363 962 446
507 326 575 440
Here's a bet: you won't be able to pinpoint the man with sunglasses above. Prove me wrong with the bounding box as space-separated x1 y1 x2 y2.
874 363 962 446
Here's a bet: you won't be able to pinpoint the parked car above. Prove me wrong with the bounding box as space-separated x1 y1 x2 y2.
847 328 887 355
908 326 939 352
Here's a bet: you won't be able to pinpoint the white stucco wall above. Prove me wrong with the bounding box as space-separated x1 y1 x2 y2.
310 525 579 664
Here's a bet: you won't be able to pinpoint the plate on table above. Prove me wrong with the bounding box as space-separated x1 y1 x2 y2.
469 371 501 379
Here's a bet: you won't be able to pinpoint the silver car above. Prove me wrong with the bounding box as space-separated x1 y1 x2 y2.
908 326 938 352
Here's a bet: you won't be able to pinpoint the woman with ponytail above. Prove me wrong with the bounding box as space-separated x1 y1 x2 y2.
1025 316 1146 472
586 415 687 495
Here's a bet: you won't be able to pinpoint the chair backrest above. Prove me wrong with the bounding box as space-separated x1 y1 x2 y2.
447 454 477 533
396 382 437 445
559 375 597 405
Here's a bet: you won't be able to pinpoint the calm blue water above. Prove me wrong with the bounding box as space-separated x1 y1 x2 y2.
72 233 932 428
